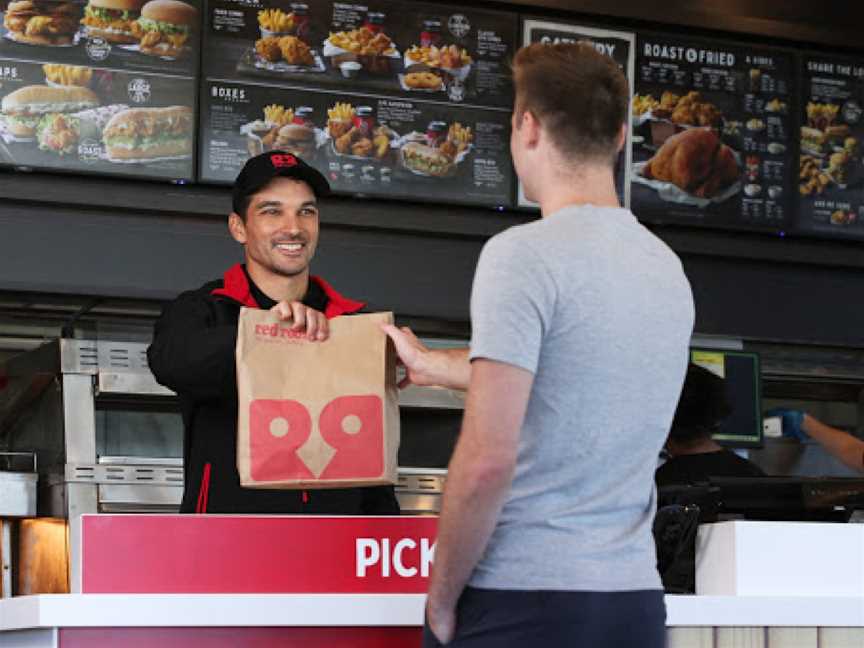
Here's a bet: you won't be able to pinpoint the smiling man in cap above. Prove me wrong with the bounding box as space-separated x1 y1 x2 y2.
147 151 400 515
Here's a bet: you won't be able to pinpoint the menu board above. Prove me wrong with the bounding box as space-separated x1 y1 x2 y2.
198 0 516 207
0 0 200 180
204 0 514 109
0 59 194 178
0 0 201 75
796 54 864 240
631 34 797 232
201 80 512 206
520 20 635 209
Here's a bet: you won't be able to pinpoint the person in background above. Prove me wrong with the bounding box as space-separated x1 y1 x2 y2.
387 42 694 647
656 363 765 488
768 408 864 472
147 151 399 515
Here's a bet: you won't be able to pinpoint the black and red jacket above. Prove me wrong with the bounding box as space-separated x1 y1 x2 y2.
147 263 401 515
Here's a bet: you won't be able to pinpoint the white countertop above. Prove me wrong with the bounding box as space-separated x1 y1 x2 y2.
1 594 863 631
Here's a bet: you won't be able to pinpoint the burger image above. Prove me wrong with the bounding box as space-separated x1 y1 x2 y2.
1 85 100 138
81 0 146 44
3 0 80 46
130 0 197 58
274 123 315 159
102 105 193 160
401 141 455 177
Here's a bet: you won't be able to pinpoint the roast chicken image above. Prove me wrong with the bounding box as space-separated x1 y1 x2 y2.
643 127 739 199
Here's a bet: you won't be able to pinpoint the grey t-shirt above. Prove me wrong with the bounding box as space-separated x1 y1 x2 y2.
468 205 694 592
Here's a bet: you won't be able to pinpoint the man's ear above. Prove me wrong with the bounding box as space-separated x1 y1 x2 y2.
521 109 541 149
228 212 247 245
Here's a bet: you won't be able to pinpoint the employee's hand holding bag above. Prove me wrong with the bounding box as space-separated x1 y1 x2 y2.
270 300 329 341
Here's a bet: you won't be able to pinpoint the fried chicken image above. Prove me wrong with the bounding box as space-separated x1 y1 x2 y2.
670 92 722 127
351 137 373 157
255 36 282 62
404 71 442 90
643 128 739 199
278 35 314 65
334 126 357 154
653 91 680 118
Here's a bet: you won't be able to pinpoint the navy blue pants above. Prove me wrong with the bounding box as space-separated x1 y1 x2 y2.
423 587 666 648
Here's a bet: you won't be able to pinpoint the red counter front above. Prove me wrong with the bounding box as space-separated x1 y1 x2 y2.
82 514 438 595
75 514 438 647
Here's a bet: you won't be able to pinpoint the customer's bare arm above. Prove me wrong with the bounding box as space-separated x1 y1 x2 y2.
425 358 531 643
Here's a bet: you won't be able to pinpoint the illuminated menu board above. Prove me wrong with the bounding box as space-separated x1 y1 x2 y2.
198 0 517 207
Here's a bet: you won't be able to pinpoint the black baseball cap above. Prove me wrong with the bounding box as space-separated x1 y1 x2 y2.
232 151 330 215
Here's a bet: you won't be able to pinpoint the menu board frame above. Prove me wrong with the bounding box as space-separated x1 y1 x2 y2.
795 51 864 242
204 0 516 111
0 0 201 182
519 19 636 210
196 0 518 210
0 0 854 246
630 30 799 236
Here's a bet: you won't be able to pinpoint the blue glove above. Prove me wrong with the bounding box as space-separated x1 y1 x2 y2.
765 408 807 441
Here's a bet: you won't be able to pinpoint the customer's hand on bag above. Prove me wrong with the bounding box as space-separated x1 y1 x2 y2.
382 325 431 388
382 324 471 391
270 301 329 341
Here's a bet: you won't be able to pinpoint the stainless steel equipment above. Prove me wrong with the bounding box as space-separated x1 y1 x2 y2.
0 452 37 597
1 339 183 592
0 337 459 592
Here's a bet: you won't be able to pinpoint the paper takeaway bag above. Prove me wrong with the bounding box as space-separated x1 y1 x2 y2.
236 308 399 489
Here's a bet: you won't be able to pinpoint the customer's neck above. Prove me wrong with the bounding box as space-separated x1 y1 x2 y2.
537 165 620 218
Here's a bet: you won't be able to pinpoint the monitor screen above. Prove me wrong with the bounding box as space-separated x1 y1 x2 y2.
690 349 762 448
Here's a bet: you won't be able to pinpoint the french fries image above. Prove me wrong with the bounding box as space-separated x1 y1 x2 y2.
264 104 294 127
327 102 355 122
42 64 93 87
257 8 295 33
448 122 472 147
327 102 355 139
438 122 473 159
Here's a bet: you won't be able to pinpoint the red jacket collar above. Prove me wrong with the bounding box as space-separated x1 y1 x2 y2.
210 264 365 318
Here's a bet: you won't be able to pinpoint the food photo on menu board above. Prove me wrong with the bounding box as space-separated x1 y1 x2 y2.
0 0 200 75
205 0 516 109
630 34 796 232
519 19 634 209
199 81 513 207
0 59 194 178
796 55 864 239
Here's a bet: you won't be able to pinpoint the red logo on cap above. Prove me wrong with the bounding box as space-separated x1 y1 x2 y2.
271 153 298 168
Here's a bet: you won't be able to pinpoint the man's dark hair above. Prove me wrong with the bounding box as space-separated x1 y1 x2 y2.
511 41 629 167
669 364 733 444
235 194 254 221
